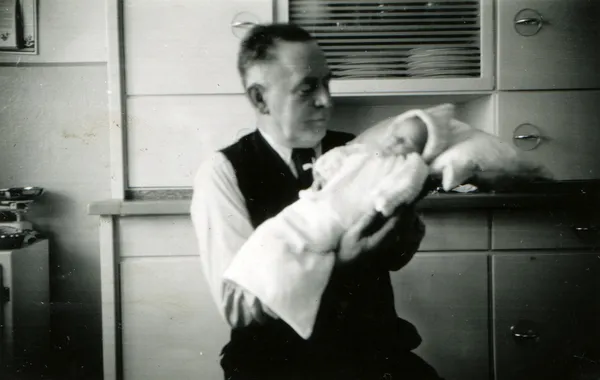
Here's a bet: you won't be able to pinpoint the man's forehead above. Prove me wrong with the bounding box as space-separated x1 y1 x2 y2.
245 41 330 87
276 41 328 71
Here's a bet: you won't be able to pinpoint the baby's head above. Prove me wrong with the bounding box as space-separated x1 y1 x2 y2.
380 115 429 156
371 104 455 162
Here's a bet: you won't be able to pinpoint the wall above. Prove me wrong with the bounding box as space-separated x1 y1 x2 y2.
0 0 109 378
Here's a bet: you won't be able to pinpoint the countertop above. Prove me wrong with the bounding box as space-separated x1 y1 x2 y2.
88 180 600 216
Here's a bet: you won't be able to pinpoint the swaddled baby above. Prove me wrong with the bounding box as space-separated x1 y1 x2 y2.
301 103 453 219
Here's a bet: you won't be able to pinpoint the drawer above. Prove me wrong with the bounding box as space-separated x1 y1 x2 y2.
492 209 600 250
497 91 600 181
418 210 489 251
497 0 600 90
492 253 600 380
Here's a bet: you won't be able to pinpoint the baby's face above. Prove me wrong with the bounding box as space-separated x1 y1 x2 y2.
381 116 429 156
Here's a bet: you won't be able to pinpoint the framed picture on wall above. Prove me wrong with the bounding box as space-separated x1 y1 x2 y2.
0 0 37 54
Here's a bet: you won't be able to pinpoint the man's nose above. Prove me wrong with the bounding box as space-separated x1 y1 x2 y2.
313 86 332 109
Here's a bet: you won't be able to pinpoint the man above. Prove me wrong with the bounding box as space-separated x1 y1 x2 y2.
191 23 442 380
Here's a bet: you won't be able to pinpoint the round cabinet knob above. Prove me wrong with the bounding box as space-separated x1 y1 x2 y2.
231 12 260 38
514 8 545 36
513 123 543 151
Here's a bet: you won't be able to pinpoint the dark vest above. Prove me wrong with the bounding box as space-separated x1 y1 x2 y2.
219 130 419 377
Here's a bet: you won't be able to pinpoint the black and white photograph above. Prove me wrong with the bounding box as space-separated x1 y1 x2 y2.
1 0 599 379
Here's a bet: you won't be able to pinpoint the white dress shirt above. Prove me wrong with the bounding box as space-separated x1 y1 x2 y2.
190 129 323 328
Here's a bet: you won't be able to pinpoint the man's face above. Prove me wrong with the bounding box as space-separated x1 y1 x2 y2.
255 41 333 148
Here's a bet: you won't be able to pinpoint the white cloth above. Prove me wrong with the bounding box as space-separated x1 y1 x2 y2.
429 119 553 190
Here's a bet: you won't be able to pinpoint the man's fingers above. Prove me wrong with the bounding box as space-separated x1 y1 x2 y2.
365 215 398 250
347 209 378 237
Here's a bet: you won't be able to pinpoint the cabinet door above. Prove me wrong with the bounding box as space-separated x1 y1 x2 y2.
120 257 229 380
497 91 600 181
497 0 600 90
418 211 490 252
277 0 495 94
124 0 272 96
492 209 600 251
391 253 489 380
493 252 600 380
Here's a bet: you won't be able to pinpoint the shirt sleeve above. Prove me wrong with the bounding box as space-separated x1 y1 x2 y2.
190 152 279 328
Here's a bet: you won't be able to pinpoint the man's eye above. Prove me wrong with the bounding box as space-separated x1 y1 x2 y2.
299 85 316 95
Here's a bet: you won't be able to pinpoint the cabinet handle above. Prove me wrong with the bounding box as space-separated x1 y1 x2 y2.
573 226 599 234
512 330 539 339
511 320 539 340
231 21 256 29
513 134 540 140
515 17 542 26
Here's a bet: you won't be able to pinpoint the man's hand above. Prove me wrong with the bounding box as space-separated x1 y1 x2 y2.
380 205 426 271
336 209 399 264
336 205 426 270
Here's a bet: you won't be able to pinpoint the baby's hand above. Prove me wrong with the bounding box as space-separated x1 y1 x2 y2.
311 170 326 191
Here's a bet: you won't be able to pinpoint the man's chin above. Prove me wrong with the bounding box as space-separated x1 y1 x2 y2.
297 127 327 148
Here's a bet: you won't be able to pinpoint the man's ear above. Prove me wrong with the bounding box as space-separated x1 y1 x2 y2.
247 84 269 115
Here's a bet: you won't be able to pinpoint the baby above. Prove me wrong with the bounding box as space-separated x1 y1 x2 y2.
310 114 430 192
301 104 453 218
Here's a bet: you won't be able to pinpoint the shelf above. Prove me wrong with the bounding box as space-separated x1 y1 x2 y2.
88 182 600 216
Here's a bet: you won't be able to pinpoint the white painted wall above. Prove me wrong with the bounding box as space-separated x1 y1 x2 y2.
0 1 110 377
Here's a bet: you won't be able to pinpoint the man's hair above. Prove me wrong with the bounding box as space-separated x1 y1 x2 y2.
237 23 315 88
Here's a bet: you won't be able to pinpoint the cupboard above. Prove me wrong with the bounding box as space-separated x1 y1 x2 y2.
391 207 600 380
95 0 600 379
496 0 600 91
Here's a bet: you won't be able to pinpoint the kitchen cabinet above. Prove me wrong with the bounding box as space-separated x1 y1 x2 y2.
419 210 489 251
492 252 600 380
492 209 600 251
276 0 495 94
95 200 600 380
392 252 490 380
123 0 495 96
496 90 600 181
124 0 273 95
0 240 50 378
119 256 229 380
497 0 600 91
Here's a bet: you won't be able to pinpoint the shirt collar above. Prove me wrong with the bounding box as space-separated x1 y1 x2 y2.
257 128 322 165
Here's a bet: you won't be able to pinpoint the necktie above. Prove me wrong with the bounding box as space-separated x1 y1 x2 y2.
291 148 315 189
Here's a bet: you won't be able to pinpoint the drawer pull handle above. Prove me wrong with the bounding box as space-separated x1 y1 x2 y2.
573 226 599 234
511 322 539 340
231 21 256 29
513 134 540 140
515 18 542 26
512 330 539 339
